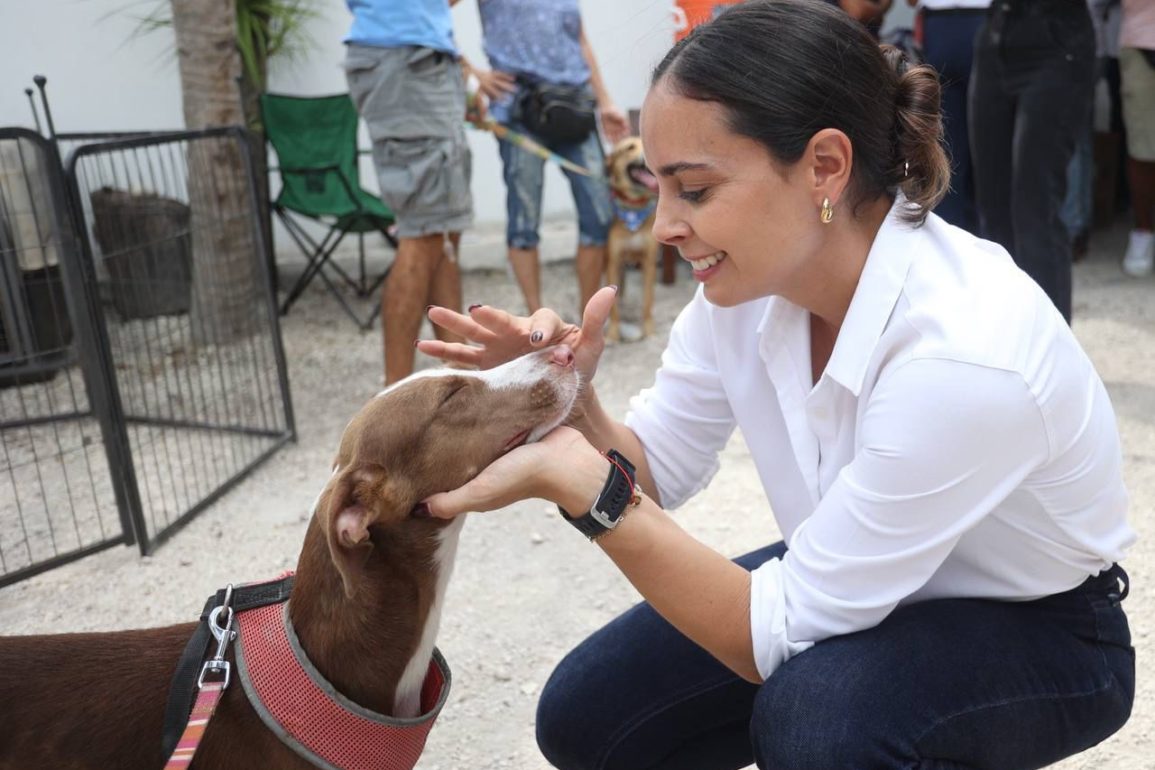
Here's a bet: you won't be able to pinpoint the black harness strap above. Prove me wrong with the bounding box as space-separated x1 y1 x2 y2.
160 575 296 758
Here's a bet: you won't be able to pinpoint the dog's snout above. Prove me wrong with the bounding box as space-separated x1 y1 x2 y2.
550 345 575 368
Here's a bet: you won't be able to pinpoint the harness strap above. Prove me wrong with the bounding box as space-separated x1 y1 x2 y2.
162 682 227 768
160 575 296 758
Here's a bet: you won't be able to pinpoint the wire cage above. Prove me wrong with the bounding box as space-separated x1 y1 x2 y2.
0 128 127 584
0 127 295 587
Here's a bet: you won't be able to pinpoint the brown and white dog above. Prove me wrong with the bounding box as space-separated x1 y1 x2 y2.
605 136 660 342
0 346 579 770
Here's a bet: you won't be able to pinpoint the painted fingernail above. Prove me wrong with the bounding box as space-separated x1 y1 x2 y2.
426 305 435 314
412 502 431 519
468 303 483 312
413 339 421 348
530 331 543 344
610 284 619 293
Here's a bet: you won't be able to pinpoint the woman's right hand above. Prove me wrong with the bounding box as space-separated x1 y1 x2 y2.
419 285 618 384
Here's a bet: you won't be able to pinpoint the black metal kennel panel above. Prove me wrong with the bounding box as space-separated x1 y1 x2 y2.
65 128 295 555
0 128 132 585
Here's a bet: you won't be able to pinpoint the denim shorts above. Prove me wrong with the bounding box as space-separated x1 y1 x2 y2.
497 117 612 249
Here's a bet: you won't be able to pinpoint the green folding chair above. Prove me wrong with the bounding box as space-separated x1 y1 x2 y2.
260 93 397 330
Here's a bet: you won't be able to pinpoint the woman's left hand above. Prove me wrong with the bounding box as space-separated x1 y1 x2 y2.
422 427 608 519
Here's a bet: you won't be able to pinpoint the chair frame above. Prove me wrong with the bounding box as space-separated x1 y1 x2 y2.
272 162 397 330
261 93 396 331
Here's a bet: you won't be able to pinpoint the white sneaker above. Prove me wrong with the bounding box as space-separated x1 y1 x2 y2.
1122 230 1155 277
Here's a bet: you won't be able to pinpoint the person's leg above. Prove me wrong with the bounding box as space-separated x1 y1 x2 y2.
559 131 613 313
923 10 985 232
383 234 444 384
349 45 473 380
1120 47 1155 276
499 128 547 313
968 9 1016 250
536 543 785 770
1002 6 1095 321
750 567 1134 770
1063 126 1094 260
574 245 605 315
428 232 464 344
1128 158 1155 232
382 132 471 380
509 248 543 314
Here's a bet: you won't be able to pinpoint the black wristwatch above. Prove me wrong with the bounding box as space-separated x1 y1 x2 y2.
559 449 639 540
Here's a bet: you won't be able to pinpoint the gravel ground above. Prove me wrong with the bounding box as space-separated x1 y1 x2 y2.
0 220 1151 769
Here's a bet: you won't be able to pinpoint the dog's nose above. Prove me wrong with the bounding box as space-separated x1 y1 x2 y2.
550 345 575 368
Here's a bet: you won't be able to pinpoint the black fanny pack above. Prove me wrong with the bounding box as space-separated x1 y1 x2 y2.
517 81 597 144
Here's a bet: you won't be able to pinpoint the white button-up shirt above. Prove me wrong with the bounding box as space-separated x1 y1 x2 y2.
624 203 1135 680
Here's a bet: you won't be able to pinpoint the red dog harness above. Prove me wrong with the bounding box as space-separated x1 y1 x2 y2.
162 575 450 770
235 601 450 770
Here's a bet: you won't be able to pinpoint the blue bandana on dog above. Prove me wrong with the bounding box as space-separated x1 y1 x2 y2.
613 200 657 233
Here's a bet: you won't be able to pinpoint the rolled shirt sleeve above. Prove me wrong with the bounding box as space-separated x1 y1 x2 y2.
625 295 737 509
750 358 1051 680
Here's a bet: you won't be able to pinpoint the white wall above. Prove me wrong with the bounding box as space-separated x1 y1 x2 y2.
0 0 675 226
0 0 917 258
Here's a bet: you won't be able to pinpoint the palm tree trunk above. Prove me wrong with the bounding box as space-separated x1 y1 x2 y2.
171 0 261 345
238 58 277 294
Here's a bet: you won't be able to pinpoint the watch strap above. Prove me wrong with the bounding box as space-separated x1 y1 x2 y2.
559 449 637 539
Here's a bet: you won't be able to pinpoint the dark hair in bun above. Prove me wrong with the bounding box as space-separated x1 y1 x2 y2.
653 0 950 225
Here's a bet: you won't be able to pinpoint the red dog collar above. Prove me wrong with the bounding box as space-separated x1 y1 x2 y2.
235 601 450 770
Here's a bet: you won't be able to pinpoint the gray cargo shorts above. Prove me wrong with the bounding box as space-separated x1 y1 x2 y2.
345 44 473 238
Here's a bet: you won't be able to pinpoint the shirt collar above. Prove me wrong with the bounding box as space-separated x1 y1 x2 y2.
755 197 922 397
824 198 922 396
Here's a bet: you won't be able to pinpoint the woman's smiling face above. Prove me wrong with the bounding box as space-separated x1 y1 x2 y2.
641 79 825 308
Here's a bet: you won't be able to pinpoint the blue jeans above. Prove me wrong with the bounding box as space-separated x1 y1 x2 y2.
497 119 612 249
1062 125 1095 239
536 542 1134 770
921 9 986 232
969 0 1096 322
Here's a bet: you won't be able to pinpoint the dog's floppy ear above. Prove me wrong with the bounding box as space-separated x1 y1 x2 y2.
319 463 393 598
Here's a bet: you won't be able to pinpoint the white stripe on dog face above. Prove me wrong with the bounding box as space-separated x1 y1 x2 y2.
375 349 570 400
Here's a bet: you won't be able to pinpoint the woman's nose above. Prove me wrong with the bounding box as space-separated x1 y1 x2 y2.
652 197 689 245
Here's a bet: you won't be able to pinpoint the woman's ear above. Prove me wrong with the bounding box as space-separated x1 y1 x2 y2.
806 128 854 206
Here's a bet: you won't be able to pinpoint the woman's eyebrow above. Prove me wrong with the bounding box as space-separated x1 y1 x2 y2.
657 161 712 177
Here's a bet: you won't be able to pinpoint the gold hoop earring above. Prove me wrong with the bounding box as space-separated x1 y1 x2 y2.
820 197 834 224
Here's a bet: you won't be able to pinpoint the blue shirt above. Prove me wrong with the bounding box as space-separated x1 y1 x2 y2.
479 0 591 122
345 0 457 55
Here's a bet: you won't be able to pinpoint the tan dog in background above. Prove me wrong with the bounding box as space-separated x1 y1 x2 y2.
605 137 660 342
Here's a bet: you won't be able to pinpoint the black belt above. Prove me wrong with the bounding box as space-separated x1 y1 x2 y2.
1096 563 1130 605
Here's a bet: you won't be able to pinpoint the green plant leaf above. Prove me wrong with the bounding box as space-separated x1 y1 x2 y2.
113 0 321 90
